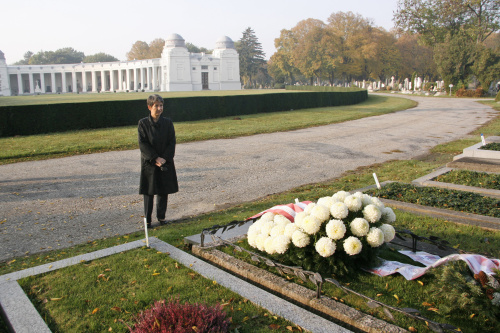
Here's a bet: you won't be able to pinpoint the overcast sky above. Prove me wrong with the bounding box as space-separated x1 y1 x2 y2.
2 0 400 64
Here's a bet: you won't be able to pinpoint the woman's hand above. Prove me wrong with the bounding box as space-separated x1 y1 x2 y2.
155 157 166 167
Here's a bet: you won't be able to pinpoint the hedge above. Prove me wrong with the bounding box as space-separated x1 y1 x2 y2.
0 89 367 137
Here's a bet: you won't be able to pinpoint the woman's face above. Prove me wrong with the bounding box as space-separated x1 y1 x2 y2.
148 102 163 120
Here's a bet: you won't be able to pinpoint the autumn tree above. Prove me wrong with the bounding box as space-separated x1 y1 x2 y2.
395 34 436 81
126 41 150 60
237 27 266 88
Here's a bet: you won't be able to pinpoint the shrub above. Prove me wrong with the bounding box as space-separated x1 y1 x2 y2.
129 298 230 333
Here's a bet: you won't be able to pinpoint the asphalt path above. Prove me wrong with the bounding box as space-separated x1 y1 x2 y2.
0 94 498 262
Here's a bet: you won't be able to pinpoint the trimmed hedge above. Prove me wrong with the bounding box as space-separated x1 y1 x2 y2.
0 90 367 137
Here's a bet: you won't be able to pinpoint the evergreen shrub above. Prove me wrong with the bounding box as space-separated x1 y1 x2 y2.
0 90 367 137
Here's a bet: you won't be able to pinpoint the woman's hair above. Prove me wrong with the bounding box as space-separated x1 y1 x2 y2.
147 94 164 107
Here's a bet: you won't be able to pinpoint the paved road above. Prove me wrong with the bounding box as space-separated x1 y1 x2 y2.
0 95 497 262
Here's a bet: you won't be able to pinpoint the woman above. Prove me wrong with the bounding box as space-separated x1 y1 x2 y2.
138 94 179 228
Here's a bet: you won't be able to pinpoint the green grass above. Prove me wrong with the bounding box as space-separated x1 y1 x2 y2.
1 96 500 332
435 169 500 190
19 247 297 333
0 94 415 164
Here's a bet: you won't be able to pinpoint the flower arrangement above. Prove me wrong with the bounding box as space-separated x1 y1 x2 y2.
247 191 396 276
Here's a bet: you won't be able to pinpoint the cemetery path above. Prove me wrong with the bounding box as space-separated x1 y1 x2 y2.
0 95 497 262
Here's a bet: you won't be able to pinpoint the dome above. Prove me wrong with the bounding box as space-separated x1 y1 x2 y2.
215 36 235 49
165 33 186 48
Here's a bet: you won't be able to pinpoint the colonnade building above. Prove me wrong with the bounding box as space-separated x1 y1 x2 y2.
0 34 241 96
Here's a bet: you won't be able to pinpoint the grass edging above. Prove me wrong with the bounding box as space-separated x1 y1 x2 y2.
192 246 405 333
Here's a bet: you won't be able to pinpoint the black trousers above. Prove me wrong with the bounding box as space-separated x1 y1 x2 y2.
143 194 168 223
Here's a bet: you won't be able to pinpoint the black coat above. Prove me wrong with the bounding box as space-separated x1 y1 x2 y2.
138 115 179 195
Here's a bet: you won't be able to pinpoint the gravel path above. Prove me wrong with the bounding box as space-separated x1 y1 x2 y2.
0 95 497 261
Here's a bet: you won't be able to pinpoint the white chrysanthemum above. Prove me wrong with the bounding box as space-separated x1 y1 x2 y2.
255 234 267 251
260 212 276 222
317 196 336 209
247 223 261 236
379 224 396 243
274 214 291 226
270 224 286 238
350 218 370 237
325 219 346 240
292 230 310 248
294 211 307 227
260 220 275 237
344 195 362 212
284 223 300 238
381 207 396 223
361 193 374 207
315 237 336 258
366 227 385 247
247 231 258 247
273 235 291 254
264 236 276 254
344 236 363 256
301 215 322 235
353 191 364 198
370 197 385 210
363 204 382 223
332 191 350 202
330 202 349 219
311 204 330 223
304 202 316 215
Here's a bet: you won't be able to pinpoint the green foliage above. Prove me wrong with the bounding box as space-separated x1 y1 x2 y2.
0 91 368 137
83 53 119 63
29 47 85 64
481 142 500 151
436 169 500 190
237 27 266 88
368 182 500 218
426 261 500 325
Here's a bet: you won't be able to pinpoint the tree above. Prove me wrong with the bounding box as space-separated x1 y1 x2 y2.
148 38 165 58
237 27 266 88
29 48 84 64
395 34 436 81
394 0 500 86
13 51 33 65
83 53 118 63
126 41 150 60
186 42 212 54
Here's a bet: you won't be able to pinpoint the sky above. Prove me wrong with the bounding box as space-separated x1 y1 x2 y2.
1 0 400 65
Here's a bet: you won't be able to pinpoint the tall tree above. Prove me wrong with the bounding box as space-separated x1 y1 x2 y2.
395 33 436 81
237 27 266 87
13 51 33 65
148 38 166 58
83 53 118 63
394 0 500 87
126 41 150 60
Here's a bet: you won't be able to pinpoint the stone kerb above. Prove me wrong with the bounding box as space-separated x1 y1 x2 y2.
192 246 406 333
453 136 500 161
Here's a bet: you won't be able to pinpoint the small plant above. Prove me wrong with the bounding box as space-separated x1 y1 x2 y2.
128 298 230 333
480 142 500 151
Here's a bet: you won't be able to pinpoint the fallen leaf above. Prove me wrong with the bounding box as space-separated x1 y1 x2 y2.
212 280 217 285
408 326 417 332
164 268 169 273
152 272 160 276
50 297 63 301
91 308 99 315
111 307 121 312
417 280 424 286
393 294 399 301
376 293 383 297
286 326 294 331
427 307 439 313
175 263 180 269
242 316 249 322
422 302 434 307
192 326 198 332
470 313 475 318
269 324 280 329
